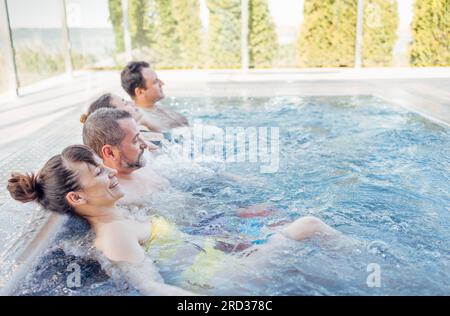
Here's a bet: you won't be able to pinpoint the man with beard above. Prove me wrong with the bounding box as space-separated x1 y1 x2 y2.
81 108 274 254
82 109 276 220
82 108 170 204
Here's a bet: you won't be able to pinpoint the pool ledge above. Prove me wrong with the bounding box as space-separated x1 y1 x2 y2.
0 213 66 295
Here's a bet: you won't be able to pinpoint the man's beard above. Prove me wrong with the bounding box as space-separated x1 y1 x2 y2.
121 149 146 170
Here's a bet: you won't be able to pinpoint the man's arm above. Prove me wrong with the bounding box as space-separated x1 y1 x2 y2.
164 108 189 126
137 109 165 132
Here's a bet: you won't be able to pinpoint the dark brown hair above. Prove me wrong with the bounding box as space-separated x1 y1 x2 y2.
80 93 114 123
120 61 150 98
82 108 132 157
7 145 99 214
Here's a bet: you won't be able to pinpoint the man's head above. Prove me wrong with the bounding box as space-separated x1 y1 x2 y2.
80 93 142 123
82 108 148 174
120 61 165 105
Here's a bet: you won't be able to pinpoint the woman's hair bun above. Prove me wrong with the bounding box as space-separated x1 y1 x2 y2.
7 172 39 203
80 113 88 124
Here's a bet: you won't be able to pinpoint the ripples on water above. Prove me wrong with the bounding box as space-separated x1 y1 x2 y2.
15 95 450 295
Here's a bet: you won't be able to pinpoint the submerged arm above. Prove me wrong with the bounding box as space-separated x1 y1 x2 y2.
100 226 197 296
116 257 197 296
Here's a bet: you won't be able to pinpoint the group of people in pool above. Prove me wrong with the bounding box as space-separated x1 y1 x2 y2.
7 61 344 295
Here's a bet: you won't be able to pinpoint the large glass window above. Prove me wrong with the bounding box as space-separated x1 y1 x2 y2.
0 0 446 97
205 0 242 69
269 0 302 68
66 0 118 70
296 0 358 67
7 0 65 86
0 42 9 93
361 0 402 67
125 0 214 70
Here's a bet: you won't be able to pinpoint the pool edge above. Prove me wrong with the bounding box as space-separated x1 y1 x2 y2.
0 213 66 295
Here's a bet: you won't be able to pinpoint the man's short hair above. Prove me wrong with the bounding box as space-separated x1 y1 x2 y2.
121 61 150 98
82 108 132 157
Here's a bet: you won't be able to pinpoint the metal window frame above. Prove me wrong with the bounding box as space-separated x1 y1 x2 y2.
0 0 367 97
1 0 19 96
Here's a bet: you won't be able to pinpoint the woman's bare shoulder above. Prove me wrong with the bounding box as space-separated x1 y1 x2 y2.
95 222 145 263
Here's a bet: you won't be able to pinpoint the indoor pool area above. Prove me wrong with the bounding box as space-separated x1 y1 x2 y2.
1 0 449 300
2 87 448 296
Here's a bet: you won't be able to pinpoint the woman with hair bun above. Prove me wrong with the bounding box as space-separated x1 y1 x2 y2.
8 145 342 295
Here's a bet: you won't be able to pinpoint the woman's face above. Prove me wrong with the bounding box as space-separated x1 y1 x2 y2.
73 156 124 207
110 94 140 117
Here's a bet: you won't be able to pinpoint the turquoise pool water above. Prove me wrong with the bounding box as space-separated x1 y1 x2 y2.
15 95 450 295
